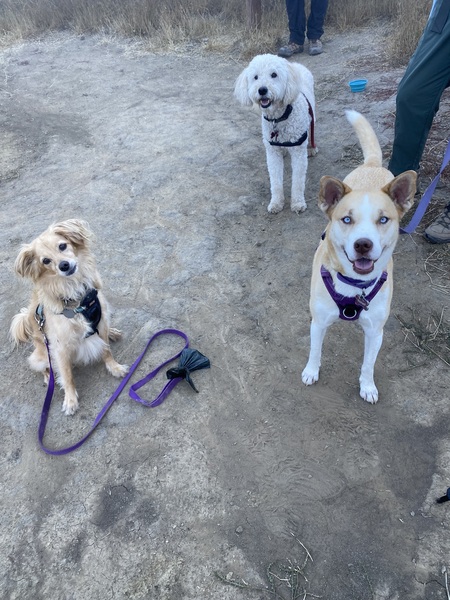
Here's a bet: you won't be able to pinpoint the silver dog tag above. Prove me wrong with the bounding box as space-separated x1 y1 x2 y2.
62 308 76 318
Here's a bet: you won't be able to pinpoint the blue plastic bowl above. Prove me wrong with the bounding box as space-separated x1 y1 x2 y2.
349 78 367 92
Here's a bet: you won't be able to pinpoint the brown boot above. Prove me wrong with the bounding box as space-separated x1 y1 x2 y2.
424 203 450 243
278 42 304 58
308 39 323 55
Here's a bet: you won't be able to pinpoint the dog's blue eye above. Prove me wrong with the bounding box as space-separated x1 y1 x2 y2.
254 75 258 80
59 243 67 251
379 216 389 224
42 258 51 265
342 216 352 224
271 72 277 78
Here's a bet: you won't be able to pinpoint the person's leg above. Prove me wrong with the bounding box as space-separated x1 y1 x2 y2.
278 0 306 57
306 0 329 41
389 3 450 176
286 0 306 45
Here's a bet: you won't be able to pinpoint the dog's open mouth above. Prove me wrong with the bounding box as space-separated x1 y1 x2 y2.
259 98 272 109
352 258 375 275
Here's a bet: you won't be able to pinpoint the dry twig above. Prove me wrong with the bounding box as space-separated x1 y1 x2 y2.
215 536 321 600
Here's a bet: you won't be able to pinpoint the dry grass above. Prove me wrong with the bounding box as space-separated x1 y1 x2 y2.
0 0 432 63
396 245 450 368
387 0 432 65
326 0 398 29
424 245 450 297
396 308 450 368
215 534 319 599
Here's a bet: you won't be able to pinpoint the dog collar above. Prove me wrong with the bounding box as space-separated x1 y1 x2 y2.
320 266 388 321
336 272 378 289
263 104 293 124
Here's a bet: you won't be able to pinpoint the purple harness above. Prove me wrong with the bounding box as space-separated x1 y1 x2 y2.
320 266 388 321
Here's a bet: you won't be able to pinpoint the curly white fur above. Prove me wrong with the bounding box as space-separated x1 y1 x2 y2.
234 54 317 213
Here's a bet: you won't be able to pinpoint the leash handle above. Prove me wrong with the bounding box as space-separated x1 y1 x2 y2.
129 330 189 407
38 328 189 456
400 138 450 234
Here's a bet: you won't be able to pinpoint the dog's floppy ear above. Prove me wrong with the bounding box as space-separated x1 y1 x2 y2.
282 61 302 106
382 170 417 216
234 68 252 106
318 176 351 216
15 245 41 280
51 219 92 249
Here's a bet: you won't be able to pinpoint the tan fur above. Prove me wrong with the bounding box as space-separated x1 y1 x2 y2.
10 219 129 415
302 111 416 403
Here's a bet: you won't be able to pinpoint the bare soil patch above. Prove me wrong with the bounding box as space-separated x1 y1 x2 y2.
1 23 449 600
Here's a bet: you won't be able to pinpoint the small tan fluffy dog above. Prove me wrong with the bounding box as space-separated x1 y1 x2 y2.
302 110 416 403
10 219 129 415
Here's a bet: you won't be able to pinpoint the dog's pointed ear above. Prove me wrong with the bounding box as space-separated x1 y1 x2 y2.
318 176 351 216
15 245 40 280
51 219 92 249
283 61 302 106
234 68 252 106
382 170 417 216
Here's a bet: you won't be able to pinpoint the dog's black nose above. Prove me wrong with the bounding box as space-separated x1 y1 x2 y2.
258 86 268 97
354 238 373 255
59 261 71 272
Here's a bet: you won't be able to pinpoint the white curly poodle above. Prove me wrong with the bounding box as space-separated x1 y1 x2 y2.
234 54 317 214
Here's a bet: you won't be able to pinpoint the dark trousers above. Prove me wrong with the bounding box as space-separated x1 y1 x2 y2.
286 0 329 46
389 0 450 176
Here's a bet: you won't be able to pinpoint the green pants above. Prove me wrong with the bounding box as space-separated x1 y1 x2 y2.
388 0 450 176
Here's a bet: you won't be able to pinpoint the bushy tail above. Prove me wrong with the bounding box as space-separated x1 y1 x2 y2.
346 110 382 168
10 308 33 345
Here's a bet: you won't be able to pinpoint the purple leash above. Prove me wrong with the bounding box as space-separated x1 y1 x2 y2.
38 328 189 456
400 139 450 234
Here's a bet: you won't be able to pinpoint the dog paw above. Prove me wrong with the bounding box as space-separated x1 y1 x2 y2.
108 328 123 342
291 202 307 214
302 367 319 385
307 146 319 158
268 200 284 213
62 393 79 416
360 385 379 404
108 362 130 378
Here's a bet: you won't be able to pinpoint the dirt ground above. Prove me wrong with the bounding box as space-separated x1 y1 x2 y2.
1 22 450 600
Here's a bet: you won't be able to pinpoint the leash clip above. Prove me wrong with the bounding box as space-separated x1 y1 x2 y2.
34 305 46 331
355 293 370 310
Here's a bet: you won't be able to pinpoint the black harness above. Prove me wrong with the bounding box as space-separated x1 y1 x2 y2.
263 99 314 148
36 288 102 337
264 104 308 147
269 131 308 147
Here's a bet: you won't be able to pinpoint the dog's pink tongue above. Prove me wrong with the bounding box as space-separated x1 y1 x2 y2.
353 258 374 274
